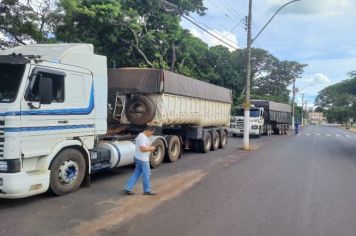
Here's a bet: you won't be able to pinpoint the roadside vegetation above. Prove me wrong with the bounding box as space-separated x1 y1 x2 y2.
1 0 306 107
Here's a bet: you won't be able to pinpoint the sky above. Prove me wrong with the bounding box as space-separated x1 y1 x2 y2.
180 0 356 108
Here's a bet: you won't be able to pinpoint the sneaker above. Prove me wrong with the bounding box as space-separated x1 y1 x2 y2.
143 191 157 195
123 189 135 195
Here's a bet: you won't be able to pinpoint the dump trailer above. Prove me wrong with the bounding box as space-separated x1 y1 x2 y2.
0 44 232 198
229 100 291 137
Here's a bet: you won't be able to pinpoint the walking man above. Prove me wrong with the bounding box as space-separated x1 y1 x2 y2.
123 126 157 195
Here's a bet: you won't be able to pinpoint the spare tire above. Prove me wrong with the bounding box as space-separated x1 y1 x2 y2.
125 95 156 125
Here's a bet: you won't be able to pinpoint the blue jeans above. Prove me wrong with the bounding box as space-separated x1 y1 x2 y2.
125 158 151 193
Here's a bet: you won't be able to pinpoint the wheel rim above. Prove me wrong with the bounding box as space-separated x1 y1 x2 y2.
59 160 79 185
222 135 227 145
214 135 219 148
206 136 212 150
152 145 163 163
171 141 180 157
130 103 145 120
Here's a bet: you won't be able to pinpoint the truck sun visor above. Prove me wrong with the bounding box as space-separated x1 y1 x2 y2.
0 55 31 64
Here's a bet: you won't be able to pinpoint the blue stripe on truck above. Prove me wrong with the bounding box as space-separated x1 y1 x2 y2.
5 124 94 132
0 84 94 117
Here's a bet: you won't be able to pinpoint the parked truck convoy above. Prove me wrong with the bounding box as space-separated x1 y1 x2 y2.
229 100 291 137
0 44 232 198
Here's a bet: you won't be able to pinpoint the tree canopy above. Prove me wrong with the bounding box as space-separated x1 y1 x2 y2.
315 75 356 124
0 0 306 107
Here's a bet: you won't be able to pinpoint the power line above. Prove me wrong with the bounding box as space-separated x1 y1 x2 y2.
182 15 238 50
188 15 239 47
206 0 241 23
226 18 244 35
225 3 245 21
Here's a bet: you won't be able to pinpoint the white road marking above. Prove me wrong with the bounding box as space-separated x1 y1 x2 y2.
316 134 320 136
336 134 341 137
326 134 331 136
306 134 311 136
346 135 351 138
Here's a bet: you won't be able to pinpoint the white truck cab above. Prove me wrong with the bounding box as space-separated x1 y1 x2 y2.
229 107 266 137
0 44 108 198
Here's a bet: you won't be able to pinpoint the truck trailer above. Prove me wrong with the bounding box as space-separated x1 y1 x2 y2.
0 44 232 198
229 100 291 137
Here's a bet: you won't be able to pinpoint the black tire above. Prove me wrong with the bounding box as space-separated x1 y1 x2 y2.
49 149 86 196
211 131 220 151
150 139 166 168
198 132 212 153
125 95 156 125
219 130 227 149
165 135 181 162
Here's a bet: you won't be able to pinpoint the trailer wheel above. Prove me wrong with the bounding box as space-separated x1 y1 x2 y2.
278 129 282 135
125 95 156 125
198 132 212 153
165 135 181 162
219 130 227 149
150 139 165 168
211 131 220 151
49 148 86 196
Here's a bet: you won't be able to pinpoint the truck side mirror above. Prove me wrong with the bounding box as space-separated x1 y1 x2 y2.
39 77 53 105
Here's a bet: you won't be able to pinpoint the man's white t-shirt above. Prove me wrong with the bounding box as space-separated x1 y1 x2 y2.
134 132 150 162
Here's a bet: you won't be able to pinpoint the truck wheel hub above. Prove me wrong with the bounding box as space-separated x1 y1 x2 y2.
59 160 79 184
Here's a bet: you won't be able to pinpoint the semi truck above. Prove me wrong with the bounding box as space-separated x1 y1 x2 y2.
0 44 232 199
229 100 291 137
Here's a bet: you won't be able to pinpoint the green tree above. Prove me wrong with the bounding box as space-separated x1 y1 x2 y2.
0 0 62 48
315 73 356 123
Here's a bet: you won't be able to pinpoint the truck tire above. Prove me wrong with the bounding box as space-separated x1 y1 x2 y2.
198 132 212 153
211 131 220 151
150 139 166 168
165 135 181 162
219 130 227 148
125 95 156 125
49 148 86 196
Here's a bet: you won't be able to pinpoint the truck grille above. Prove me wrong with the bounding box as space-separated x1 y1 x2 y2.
236 121 244 128
0 120 4 158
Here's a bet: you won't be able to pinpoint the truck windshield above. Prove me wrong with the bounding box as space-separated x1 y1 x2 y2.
235 109 260 117
0 63 25 103
250 109 260 117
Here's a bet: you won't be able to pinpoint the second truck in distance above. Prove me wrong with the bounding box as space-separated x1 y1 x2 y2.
230 100 291 137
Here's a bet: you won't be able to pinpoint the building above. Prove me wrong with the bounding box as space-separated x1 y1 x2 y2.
308 112 324 124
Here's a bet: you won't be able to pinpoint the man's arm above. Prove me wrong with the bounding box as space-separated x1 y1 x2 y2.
140 146 156 152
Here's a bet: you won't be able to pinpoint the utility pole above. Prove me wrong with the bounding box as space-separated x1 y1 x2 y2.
243 0 252 150
242 0 302 150
301 93 304 126
291 78 296 130
305 101 308 125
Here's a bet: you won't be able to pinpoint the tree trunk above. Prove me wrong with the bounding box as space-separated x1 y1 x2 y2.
170 44 176 72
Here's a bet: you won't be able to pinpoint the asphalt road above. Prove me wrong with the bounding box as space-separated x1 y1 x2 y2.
1 125 356 236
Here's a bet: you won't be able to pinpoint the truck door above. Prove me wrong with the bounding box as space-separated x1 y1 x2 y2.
20 67 68 158
65 71 94 136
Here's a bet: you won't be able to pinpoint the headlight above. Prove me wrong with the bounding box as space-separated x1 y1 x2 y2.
251 125 258 129
0 159 21 173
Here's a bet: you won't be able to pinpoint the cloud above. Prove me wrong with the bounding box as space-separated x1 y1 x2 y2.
189 27 239 51
291 73 331 103
267 0 349 15
302 73 332 85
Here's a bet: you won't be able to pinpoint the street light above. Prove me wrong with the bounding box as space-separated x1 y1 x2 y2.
243 0 302 150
